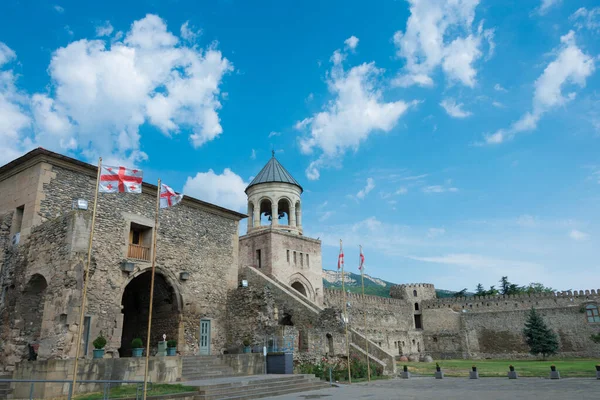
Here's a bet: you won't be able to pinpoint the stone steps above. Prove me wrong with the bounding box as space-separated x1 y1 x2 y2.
181 356 237 381
192 375 331 400
0 375 13 400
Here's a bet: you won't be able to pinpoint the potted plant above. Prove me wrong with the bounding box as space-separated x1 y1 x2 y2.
131 338 144 357
509 365 515 372
167 340 177 356
435 362 441 372
92 332 107 359
242 338 251 353
403 365 408 372
595 365 600 372
472 365 477 372
550 365 556 372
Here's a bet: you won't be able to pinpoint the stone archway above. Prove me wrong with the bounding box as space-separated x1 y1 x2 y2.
291 282 307 297
120 271 181 357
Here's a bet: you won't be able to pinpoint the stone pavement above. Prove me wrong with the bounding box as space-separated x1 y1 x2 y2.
269 376 600 400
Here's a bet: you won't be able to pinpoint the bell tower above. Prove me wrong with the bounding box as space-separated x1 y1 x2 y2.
239 152 323 305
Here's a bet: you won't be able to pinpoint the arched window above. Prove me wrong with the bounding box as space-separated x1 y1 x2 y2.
414 302 419 311
586 304 600 323
413 289 417 297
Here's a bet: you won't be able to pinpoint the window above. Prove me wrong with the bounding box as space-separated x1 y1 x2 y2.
300 253 303 267
586 304 600 323
414 302 419 311
293 251 297 265
287 250 290 262
82 316 91 356
306 254 309 267
256 249 262 268
413 289 418 297
128 223 152 261
414 314 423 329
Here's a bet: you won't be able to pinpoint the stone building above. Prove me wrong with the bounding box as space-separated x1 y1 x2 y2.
1 148 598 376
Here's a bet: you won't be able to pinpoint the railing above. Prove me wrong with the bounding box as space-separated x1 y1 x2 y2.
128 244 150 261
0 379 150 400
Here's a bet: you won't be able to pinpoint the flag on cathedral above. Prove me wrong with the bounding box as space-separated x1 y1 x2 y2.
99 165 143 193
337 242 344 270
359 246 364 271
160 183 183 208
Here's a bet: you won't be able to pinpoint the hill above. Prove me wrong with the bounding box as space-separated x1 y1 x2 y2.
322 269 459 299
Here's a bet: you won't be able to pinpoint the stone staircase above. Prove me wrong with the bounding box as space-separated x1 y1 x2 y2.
0 375 12 400
191 374 331 400
181 356 237 381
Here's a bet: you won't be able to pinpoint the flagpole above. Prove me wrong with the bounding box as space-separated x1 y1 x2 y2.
143 179 161 400
70 158 102 397
340 239 351 384
360 245 371 382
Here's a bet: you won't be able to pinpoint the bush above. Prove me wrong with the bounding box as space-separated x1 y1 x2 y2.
132 338 144 348
93 332 107 350
590 333 600 344
167 340 177 348
296 353 384 381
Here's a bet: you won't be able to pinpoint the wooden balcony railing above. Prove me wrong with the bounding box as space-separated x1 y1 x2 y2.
128 243 151 261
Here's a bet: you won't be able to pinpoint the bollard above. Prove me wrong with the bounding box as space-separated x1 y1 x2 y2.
549 365 560 380
401 365 410 379
469 365 479 379
508 365 518 379
596 365 600 380
329 367 333 386
434 363 444 379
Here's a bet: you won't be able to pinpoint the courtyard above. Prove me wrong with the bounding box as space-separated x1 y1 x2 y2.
271 376 600 400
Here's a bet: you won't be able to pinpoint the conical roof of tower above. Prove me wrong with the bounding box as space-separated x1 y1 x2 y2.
246 152 303 193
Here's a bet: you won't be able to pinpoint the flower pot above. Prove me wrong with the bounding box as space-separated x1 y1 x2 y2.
93 349 105 359
509 366 515 372
550 365 556 372
132 348 144 357
595 365 600 372
167 347 177 356
472 367 477 372
243 346 251 353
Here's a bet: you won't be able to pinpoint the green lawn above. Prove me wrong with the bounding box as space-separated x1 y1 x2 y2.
74 383 197 400
400 359 600 378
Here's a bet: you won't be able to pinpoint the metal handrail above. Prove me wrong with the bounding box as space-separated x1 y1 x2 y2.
0 378 151 400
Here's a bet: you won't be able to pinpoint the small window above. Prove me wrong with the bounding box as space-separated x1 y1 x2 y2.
413 289 418 297
306 254 309 267
256 249 262 268
128 223 152 261
287 250 290 262
414 302 419 311
14 205 24 234
586 304 600 323
300 253 303 266
293 251 297 264
433 336 438 343
414 314 423 329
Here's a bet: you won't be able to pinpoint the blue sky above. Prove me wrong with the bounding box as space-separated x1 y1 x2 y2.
1 0 599 291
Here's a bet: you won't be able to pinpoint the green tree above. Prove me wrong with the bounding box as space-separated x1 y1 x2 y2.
486 285 499 296
475 283 485 296
525 283 555 294
453 288 468 298
500 276 510 295
523 307 559 359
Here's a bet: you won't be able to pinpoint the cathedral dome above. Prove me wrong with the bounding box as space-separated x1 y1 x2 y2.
245 151 303 194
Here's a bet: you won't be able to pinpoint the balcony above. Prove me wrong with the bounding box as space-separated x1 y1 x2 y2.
128 243 151 261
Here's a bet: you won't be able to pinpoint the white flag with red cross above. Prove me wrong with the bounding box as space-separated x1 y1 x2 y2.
99 165 143 193
337 241 344 270
359 245 365 271
160 183 183 208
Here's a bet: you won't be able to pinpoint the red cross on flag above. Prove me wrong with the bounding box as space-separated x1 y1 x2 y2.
99 165 143 193
338 242 344 270
359 245 365 271
160 184 183 208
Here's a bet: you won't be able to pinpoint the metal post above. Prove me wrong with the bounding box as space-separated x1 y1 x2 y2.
29 382 34 400
329 367 332 386
340 239 351 384
142 179 161 400
71 158 102 396
360 245 371 382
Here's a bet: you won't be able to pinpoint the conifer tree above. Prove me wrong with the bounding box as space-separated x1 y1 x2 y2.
523 307 559 359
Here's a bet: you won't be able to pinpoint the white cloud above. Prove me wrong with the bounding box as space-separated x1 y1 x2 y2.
0 14 233 165
268 131 281 138
344 36 359 51
396 186 408 195
54 5 64 13
422 185 458 193
570 7 600 33
319 211 334 222
180 21 201 42
250 149 256 160
491 101 505 108
64 26 74 36
407 253 541 270
95 21 114 37
392 0 494 88
483 31 595 145
569 229 589 241
356 177 375 199
538 0 561 15
440 98 472 118
297 40 412 180
183 168 248 211
494 83 507 92
427 228 446 238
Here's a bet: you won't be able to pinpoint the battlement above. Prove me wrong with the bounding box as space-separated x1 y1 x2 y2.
393 283 435 289
422 289 600 311
390 283 436 300
323 288 408 307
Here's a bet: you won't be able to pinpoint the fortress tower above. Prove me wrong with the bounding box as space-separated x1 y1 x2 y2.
239 152 324 305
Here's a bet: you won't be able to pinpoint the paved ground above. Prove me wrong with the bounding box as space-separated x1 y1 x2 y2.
270 376 600 400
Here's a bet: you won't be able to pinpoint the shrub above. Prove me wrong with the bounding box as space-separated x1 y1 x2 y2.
93 332 107 350
167 340 177 348
590 333 600 344
131 338 144 348
242 338 250 347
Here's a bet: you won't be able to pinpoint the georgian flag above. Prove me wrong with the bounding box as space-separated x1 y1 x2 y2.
337 242 344 270
359 246 365 271
99 165 143 193
160 184 183 208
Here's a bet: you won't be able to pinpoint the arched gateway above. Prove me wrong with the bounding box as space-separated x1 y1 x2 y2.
119 270 181 357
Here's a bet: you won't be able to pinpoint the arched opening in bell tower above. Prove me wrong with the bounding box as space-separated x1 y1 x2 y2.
259 198 273 226
277 198 291 226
